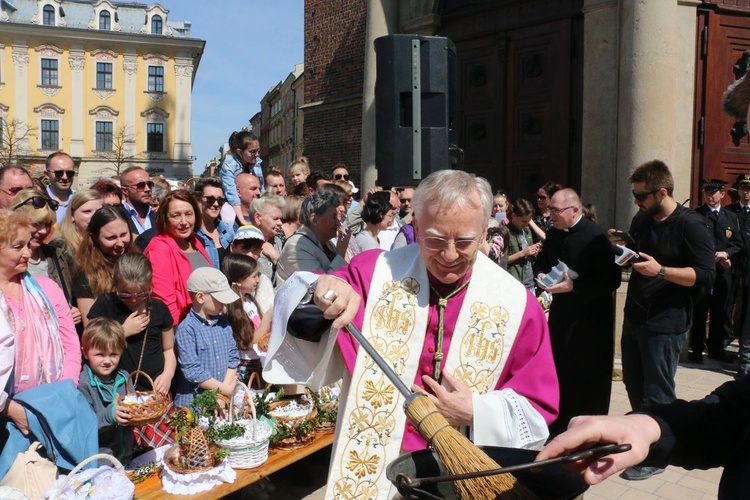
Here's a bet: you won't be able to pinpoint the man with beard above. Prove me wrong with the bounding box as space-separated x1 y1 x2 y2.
120 166 156 235
44 151 76 224
609 160 715 481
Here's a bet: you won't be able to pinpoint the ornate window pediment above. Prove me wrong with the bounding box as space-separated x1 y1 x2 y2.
140 107 169 121
89 105 118 119
141 4 172 36
89 0 120 31
32 1 66 27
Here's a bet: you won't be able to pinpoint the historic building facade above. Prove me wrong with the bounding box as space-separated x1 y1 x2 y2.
260 63 304 175
0 0 204 187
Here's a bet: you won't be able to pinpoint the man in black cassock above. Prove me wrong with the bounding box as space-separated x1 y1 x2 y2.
536 187 621 436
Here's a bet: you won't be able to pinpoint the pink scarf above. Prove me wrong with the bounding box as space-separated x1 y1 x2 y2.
0 273 64 394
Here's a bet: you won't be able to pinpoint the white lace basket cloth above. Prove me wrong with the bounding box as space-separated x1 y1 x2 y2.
216 382 272 469
45 453 134 500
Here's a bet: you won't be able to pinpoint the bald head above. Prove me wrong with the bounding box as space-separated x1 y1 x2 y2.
549 187 583 230
236 173 261 208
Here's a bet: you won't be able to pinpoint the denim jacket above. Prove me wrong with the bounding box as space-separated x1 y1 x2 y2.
196 219 235 268
219 153 264 206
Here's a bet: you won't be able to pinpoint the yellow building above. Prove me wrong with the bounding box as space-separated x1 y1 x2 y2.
0 0 204 187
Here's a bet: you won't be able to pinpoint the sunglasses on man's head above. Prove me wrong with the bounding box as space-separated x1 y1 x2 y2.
47 170 75 180
202 196 227 207
15 195 60 211
124 181 155 191
334 173 350 181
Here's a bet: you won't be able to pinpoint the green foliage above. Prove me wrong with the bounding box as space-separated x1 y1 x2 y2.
128 460 159 484
253 386 284 418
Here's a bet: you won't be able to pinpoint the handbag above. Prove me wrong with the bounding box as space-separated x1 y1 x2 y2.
0 441 58 500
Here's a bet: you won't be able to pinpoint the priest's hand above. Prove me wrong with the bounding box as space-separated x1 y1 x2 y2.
413 370 473 427
538 271 574 294
312 275 361 330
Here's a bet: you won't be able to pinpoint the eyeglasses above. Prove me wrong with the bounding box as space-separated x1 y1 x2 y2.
14 195 60 211
123 181 155 191
631 189 659 202
246 148 261 156
47 170 75 180
116 290 152 300
334 173 350 181
548 206 574 215
202 196 227 207
419 235 482 253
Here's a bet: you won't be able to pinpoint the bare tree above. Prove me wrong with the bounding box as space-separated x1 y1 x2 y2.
96 124 139 176
0 118 38 167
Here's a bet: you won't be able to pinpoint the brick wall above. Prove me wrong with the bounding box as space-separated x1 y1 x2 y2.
303 0 366 179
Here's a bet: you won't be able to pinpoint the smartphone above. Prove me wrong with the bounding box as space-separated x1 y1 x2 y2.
612 230 635 247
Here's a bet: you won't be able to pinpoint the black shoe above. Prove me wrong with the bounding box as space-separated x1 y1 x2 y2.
687 353 703 364
708 352 737 362
736 370 748 381
620 466 664 481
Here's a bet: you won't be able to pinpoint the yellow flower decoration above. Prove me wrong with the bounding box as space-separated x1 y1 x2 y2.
361 379 394 408
346 449 380 478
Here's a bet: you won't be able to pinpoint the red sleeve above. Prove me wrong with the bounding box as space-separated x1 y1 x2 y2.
144 237 181 326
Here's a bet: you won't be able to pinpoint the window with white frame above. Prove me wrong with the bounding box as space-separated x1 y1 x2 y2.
99 10 110 30
41 119 59 150
151 15 162 35
43 4 55 25
95 121 113 151
148 66 164 92
41 58 58 86
147 123 164 152
96 62 112 89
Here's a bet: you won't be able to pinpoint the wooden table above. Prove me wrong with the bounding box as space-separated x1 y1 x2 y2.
134 433 333 499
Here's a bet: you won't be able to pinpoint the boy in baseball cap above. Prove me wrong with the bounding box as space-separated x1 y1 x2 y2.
174 267 241 407
230 224 265 260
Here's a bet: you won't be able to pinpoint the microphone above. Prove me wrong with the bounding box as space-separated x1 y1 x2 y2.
612 245 642 266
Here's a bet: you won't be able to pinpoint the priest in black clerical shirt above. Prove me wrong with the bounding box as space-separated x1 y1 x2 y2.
536 187 621 436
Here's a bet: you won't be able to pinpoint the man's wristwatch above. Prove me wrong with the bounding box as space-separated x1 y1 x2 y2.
657 265 666 280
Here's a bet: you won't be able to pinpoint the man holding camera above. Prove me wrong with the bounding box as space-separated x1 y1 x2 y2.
609 160 715 481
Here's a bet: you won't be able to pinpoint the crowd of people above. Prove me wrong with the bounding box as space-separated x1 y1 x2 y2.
1 126 749 498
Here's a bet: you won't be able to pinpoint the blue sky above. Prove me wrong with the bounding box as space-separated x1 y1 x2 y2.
164 1 304 171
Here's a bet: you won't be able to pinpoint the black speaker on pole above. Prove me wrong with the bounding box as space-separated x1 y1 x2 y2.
374 34 456 188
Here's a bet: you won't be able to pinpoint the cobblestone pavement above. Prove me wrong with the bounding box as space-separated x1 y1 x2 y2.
585 356 734 500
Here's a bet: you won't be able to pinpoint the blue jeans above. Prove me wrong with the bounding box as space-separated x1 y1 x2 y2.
621 318 687 410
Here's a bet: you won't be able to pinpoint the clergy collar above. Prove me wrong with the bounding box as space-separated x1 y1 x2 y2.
428 269 473 297
564 214 584 232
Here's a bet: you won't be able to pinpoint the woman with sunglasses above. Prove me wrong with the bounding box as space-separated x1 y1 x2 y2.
72 206 134 327
143 190 212 326
88 252 176 450
193 177 234 269
10 189 81 325
532 181 564 242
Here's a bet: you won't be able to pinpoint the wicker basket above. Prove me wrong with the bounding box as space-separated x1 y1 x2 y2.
123 370 168 427
164 427 222 474
268 396 318 450
216 382 272 469
314 400 338 434
313 386 339 434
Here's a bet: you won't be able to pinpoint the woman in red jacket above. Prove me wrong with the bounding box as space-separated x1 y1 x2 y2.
144 190 212 325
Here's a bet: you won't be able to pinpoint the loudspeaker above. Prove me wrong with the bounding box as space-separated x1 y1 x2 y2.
375 34 456 188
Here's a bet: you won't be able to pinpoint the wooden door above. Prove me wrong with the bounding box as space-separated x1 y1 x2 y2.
451 18 580 200
694 7 750 203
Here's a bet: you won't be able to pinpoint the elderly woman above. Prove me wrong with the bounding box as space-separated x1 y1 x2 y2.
73 206 134 325
194 177 234 268
10 191 79 323
275 184 350 286
0 209 80 437
144 190 211 325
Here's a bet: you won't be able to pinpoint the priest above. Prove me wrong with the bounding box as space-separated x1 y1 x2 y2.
264 170 559 499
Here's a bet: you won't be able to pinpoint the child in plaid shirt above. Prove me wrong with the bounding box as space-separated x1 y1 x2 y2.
174 268 240 408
